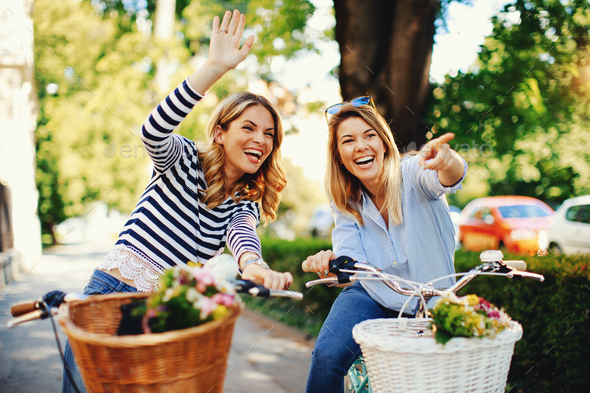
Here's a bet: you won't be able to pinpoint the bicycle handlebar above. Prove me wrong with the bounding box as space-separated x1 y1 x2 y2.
10 300 41 317
306 252 544 300
234 280 303 300
306 253 544 318
7 280 302 329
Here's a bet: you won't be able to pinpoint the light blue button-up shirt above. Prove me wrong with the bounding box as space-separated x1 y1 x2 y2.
331 154 467 314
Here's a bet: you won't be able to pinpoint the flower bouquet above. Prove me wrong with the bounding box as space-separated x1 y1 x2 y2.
429 293 513 345
133 254 240 334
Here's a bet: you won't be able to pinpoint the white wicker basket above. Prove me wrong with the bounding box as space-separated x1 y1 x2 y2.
352 318 523 393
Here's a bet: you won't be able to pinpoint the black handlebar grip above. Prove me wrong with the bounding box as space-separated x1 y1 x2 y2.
235 280 271 297
328 256 358 284
10 300 40 317
255 287 270 297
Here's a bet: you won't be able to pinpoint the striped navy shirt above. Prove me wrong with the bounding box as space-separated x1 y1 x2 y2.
98 79 262 292
331 154 467 313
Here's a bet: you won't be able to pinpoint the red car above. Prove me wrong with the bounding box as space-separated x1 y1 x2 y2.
458 196 555 255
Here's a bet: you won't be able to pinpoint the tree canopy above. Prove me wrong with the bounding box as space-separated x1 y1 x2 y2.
428 0 590 207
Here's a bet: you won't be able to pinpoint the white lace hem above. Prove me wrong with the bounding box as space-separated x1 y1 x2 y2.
97 245 165 292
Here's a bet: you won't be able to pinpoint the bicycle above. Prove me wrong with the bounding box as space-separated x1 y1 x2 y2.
8 277 302 393
305 250 544 393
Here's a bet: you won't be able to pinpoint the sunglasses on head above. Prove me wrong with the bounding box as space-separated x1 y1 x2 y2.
324 96 374 123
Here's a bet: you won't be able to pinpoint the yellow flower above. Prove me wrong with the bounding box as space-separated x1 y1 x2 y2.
466 294 479 306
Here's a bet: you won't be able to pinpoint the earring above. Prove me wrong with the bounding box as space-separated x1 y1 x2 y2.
214 125 224 145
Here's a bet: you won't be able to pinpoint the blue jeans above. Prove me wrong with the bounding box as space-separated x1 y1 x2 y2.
62 269 137 393
305 282 412 393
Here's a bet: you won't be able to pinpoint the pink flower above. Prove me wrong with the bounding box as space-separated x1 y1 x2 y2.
196 297 218 319
212 293 235 307
179 273 191 285
191 267 216 286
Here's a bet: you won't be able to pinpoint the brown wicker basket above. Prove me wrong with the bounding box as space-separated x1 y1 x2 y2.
58 292 243 393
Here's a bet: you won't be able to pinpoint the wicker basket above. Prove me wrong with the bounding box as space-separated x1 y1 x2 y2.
352 318 523 393
58 292 243 393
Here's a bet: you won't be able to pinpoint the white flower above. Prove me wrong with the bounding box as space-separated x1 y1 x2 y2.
186 287 202 303
206 254 239 281
163 288 175 302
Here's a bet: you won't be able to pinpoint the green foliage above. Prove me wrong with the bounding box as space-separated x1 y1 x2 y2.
429 0 590 208
34 0 157 239
244 236 335 336
454 250 589 393
181 0 319 79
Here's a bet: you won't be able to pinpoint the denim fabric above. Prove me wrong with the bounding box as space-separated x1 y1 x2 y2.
305 282 412 393
62 270 137 393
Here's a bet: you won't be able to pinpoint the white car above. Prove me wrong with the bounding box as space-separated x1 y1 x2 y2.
547 195 590 254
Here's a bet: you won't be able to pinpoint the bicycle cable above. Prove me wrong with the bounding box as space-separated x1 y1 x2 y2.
43 300 82 393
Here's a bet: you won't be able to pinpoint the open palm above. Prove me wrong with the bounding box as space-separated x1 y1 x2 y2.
208 10 255 72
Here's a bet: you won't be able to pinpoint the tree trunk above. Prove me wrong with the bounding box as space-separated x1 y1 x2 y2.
334 0 439 151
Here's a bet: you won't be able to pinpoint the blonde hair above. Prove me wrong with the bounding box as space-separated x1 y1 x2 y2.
325 103 405 226
200 92 286 224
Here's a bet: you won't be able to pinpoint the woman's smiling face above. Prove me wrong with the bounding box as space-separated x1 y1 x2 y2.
336 116 386 189
215 104 275 183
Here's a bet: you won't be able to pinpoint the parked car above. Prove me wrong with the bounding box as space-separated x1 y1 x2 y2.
547 195 590 255
458 196 555 255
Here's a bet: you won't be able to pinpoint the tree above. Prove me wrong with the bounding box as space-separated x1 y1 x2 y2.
333 0 442 149
428 0 590 207
34 0 154 243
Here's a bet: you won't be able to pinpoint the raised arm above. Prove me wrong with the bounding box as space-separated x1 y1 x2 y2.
417 133 465 187
188 10 254 95
141 10 255 173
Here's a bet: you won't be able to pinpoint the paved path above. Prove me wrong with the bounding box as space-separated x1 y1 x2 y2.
0 242 314 392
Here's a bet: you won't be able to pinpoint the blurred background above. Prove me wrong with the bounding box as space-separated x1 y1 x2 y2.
3 0 589 261
1 1 590 391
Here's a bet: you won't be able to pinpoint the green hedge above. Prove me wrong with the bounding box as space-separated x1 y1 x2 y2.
454 251 590 393
243 236 337 337
254 237 589 392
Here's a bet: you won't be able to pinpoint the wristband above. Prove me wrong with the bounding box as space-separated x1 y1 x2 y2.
241 257 270 273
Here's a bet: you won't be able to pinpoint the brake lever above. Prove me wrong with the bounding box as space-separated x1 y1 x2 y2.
507 270 545 282
305 277 339 288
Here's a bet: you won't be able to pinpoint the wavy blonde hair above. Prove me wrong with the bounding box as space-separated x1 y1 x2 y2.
325 103 405 226
200 92 286 224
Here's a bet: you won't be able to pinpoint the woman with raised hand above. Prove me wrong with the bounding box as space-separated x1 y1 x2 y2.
63 10 292 393
301 97 467 392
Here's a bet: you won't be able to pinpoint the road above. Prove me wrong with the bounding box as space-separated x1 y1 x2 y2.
0 242 314 393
